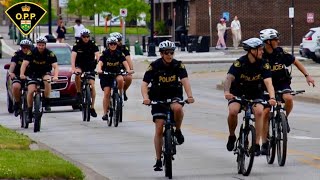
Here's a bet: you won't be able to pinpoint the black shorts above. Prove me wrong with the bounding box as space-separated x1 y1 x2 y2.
99 75 115 90
151 97 183 122
12 77 26 87
273 82 292 92
76 62 97 73
26 72 51 86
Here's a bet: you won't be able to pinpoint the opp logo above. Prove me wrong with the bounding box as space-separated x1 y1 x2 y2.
5 2 47 36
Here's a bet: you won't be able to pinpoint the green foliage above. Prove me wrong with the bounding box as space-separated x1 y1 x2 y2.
0 125 31 150
66 26 149 35
155 20 168 35
66 0 150 22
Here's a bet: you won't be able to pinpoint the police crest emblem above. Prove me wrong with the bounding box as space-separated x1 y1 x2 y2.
5 2 47 36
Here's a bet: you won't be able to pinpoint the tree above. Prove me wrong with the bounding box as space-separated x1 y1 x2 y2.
66 0 150 23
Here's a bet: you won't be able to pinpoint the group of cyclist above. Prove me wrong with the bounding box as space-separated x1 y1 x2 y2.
9 37 59 123
224 28 315 156
8 26 314 172
8 29 135 123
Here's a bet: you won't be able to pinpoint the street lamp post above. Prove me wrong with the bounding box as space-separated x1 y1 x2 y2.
290 0 294 55
148 0 156 57
48 0 52 35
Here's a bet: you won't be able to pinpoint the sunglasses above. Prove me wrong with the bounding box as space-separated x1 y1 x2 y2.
109 43 117 46
82 36 90 38
163 51 174 55
21 46 29 49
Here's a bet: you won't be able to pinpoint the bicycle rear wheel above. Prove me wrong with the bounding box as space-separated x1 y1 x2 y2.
33 93 42 133
108 97 113 127
241 124 256 176
277 112 288 166
266 115 276 164
164 128 173 179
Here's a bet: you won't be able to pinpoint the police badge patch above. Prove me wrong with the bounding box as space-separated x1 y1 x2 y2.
5 2 47 36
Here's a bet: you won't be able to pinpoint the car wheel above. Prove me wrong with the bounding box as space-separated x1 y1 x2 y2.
7 91 14 113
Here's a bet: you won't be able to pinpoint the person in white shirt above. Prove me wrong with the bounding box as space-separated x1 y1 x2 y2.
73 19 85 41
216 18 227 49
231 16 242 49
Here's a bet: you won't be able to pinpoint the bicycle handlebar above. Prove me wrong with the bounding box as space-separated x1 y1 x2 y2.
233 96 267 105
264 89 305 96
147 99 188 105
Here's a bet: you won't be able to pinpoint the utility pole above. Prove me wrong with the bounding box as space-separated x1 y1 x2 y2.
290 0 295 55
148 0 156 57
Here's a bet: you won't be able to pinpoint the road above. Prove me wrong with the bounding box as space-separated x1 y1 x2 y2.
0 59 319 180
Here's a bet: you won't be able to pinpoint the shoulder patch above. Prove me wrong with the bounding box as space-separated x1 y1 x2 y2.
146 64 153 71
263 63 270 70
180 63 186 69
13 52 17 56
50 52 55 57
27 50 32 55
125 47 129 51
233 60 241 67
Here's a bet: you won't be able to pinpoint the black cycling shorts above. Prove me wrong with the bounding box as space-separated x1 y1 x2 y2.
99 75 115 90
151 97 183 122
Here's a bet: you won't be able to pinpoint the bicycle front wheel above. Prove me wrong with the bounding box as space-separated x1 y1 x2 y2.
241 124 256 176
277 112 288 166
266 114 276 164
85 86 91 122
164 128 173 179
21 93 28 129
114 93 120 127
33 93 42 133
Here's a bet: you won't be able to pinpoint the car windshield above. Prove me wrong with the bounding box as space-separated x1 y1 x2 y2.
48 47 71 65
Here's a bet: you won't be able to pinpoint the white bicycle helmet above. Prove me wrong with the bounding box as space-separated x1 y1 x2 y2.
159 40 176 52
20 39 32 47
110 32 123 41
80 28 90 36
107 37 118 44
36 36 47 43
242 38 264 51
259 28 279 41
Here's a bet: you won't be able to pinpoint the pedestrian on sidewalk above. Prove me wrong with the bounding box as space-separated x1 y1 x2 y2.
216 18 227 50
73 19 85 41
56 20 66 43
231 15 242 49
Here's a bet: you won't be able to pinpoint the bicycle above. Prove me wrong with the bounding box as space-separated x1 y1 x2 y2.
19 79 28 129
77 71 96 122
233 96 266 176
265 89 305 166
23 77 52 132
101 70 127 127
149 99 187 179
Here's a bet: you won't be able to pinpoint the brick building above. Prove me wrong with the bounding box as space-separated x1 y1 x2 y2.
188 0 320 46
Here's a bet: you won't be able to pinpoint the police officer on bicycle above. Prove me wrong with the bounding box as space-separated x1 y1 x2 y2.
20 36 59 122
110 32 133 101
141 40 194 171
224 38 276 156
8 39 33 117
71 28 100 117
259 29 315 154
97 37 133 121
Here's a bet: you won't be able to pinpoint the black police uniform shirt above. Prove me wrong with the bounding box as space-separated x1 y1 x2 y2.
26 48 57 75
263 47 295 85
228 55 271 98
11 50 32 75
72 39 99 67
99 49 126 73
143 58 188 100
117 44 130 57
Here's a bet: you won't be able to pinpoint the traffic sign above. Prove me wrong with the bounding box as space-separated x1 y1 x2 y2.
307 13 314 23
120 8 127 17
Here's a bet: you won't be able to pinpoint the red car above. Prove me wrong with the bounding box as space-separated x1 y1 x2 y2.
4 43 79 113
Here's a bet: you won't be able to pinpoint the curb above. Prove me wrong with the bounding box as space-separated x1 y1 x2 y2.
35 141 109 180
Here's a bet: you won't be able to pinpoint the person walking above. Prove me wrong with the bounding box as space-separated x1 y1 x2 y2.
56 21 66 43
231 16 242 49
216 18 227 50
73 19 85 41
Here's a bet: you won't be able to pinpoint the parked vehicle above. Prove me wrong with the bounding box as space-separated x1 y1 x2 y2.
301 27 320 62
314 39 320 63
4 43 80 113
